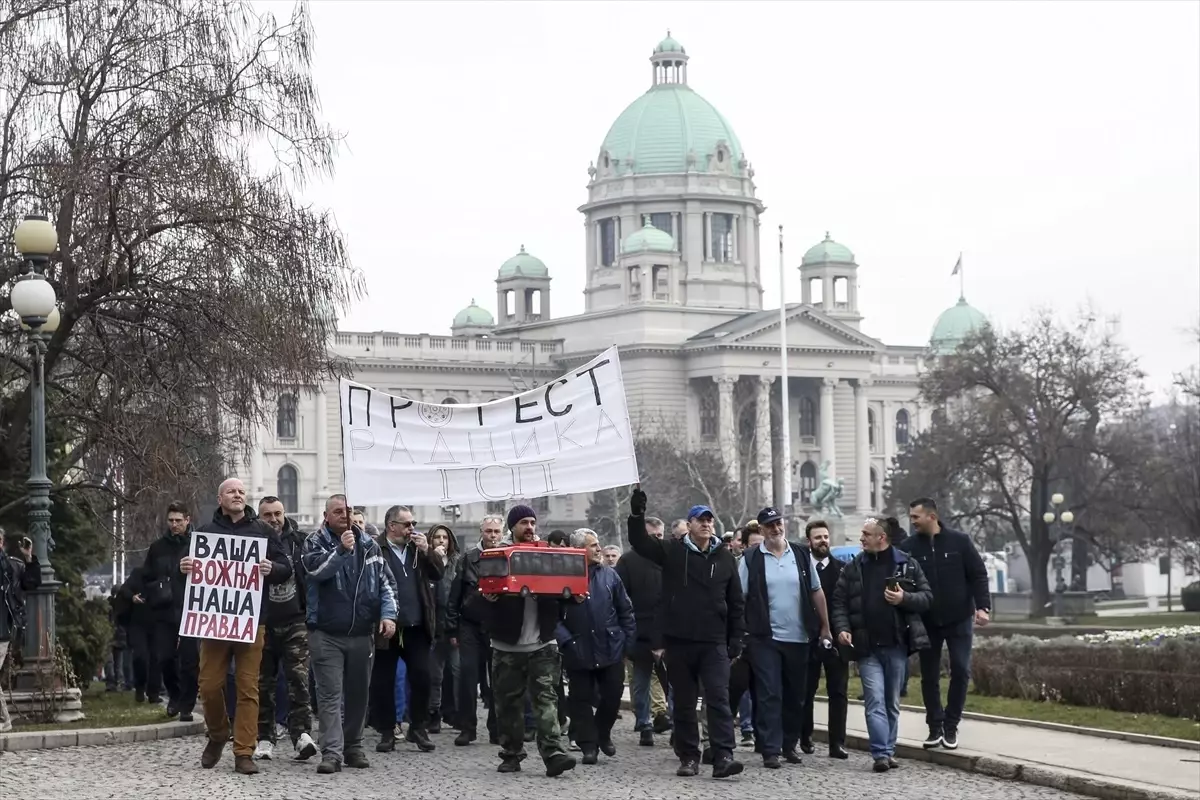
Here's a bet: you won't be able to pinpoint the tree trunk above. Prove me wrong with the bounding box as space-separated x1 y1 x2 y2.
1070 536 1089 590
1028 543 1052 617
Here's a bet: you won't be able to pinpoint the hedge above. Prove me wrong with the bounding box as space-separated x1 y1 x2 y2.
1182 580 1200 612
964 634 1199 719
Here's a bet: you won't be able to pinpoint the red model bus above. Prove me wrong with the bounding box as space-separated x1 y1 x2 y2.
477 545 590 599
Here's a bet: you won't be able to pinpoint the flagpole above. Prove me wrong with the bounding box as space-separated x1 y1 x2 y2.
958 251 964 299
778 225 792 529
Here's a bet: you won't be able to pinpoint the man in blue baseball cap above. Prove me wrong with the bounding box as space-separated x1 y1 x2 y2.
626 489 745 780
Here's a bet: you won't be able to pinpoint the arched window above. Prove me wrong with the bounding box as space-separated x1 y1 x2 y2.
276 393 297 439
868 408 876 450
277 465 299 513
895 408 910 447
799 460 818 503
931 407 947 428
799 397 816 438
869 467 879 510
441 397 459 405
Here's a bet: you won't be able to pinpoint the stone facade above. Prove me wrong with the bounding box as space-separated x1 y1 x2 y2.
228 36 928 536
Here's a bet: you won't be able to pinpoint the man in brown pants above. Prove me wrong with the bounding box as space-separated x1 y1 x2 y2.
179 478 292 775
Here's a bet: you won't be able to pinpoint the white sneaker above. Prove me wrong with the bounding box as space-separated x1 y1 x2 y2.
294 732 318 760
254 740 274 760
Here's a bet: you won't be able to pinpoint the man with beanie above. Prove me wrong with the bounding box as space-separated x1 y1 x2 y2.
627 488 745 780
478 504 576 777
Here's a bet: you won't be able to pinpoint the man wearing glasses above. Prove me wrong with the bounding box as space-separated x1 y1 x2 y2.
738 507 832 769
370 505 444 754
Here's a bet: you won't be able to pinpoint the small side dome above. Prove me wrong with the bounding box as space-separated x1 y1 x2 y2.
453 299 494 328
498 245 549 279
802 232 856 266
622 221 676 254
930 297 988 355
655 32 685 54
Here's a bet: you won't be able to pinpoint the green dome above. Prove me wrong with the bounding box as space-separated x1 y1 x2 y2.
498 245 548 279
453 299 494 328
930 297 988 355
622 221 676 254
655 33 684 53
802 232 856 265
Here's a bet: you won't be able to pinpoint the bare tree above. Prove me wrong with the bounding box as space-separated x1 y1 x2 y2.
888 310 1148 613
0 0 361 536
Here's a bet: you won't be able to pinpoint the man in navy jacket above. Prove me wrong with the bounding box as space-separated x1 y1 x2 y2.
899 497 991 751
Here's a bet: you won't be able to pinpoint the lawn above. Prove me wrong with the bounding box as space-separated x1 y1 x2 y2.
820 676 1200 742
7 684 180 733
1067 611 1200 629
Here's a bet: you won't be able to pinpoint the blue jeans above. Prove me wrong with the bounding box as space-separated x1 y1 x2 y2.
919 617 973 729
737 690 754 733
858 646 908 760
630 658 652 730
747 638 807 757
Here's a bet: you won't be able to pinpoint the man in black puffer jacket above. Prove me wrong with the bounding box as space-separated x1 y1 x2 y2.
831 517 933 773
615 516 671 745
627 489 745 780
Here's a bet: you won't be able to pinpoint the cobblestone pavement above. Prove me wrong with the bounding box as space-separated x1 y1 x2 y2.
0 719 1091 800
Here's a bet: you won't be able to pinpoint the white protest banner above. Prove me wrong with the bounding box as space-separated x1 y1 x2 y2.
178 531 265 643
339 345 640 506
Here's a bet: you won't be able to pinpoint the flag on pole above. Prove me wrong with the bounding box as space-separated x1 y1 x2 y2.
951 253 962 276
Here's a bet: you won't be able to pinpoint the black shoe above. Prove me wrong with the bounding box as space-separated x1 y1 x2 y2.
524 729 536 742
166 703 179 718
599 739 616 757
455 730 476 746
783 748 803 764
344 752 370 769
888 757 901 769
316 757 341 774
135 689 145 703
581 749 599 765
701 747 714 765
923 725 944 749
652 712 672 733
639 729 654 747
545 752 576 777
711 756 744 779
676 759 699 777
741 730 754 744
942 728 958 750
497 759 522 773
376 734 395 753
147 695 161 705
873 758 890 773
829 744 849 760
800 739 815 755
178 713 194 723
406 727 436 752
763 754 781 769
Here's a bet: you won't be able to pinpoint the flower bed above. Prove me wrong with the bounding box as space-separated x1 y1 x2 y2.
969 630 1199 720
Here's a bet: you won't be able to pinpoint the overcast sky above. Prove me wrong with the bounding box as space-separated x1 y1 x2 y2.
266 0 1199 390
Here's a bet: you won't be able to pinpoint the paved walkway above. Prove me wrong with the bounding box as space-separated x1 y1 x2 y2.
622 689 1200 795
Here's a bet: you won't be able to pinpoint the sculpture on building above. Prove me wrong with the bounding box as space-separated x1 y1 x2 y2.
810 460 845 518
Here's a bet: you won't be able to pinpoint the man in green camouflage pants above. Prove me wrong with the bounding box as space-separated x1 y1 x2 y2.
479 506 576 777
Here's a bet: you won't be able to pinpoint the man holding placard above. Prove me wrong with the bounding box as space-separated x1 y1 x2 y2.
179 478 293 776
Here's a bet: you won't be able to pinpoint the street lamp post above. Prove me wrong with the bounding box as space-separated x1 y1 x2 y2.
1042 492 1074 613
7 214 80 720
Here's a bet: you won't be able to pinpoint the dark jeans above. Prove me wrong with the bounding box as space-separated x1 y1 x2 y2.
919 617 974 730
455 623 496 736
370 624 433 734
106 646 133 690
666 640 734 762
126 621 162 699
802 641 848 747
152 619 198 713
566 662 623 751
747 638 808 757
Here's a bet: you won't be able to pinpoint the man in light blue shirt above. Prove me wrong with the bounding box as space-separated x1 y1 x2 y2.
737 507 831 768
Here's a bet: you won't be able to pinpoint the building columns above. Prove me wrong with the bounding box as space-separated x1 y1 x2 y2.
315 384 329 500
715 374 739 482
755 376 774 505
819 377 837 476
855 378 872 513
